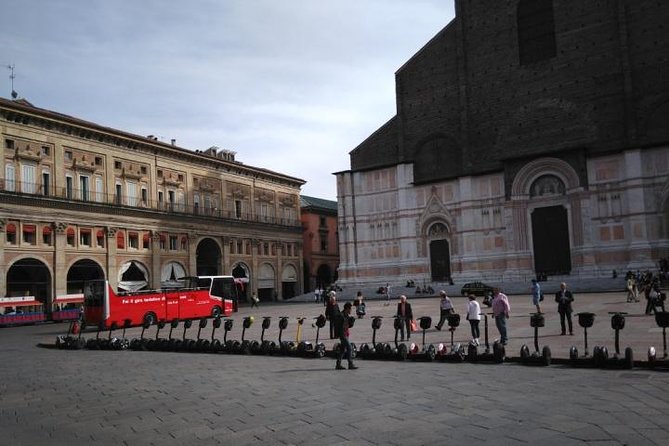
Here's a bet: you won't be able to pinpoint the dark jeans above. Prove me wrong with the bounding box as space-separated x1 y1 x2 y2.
494 315 508 344
469 320 480 339
337 337 352 365
436 309 451 329
398 317 411 340
559 310 573 334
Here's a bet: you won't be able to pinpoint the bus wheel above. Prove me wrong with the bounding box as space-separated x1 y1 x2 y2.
211 306 222 318
143 312 156 327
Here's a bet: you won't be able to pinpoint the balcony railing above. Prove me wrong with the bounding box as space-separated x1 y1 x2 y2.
0 179 301 227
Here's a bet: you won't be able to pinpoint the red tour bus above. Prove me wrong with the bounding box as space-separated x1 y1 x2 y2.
83 276 237 329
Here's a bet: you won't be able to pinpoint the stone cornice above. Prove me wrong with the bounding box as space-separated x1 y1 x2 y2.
0 99 305 189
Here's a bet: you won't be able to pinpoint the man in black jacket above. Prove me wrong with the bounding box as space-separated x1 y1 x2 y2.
334 302 357 370
555 282 574 335
396 295 414 341
325 291 340 339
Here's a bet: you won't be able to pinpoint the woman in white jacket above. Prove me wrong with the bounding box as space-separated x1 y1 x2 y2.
466 295 482 346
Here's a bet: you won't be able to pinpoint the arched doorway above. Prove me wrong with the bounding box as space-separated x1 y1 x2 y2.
6 258 51 304
316 264 332 290
529 175 571 275
196 238 221 276
282 264 298 299
428 222 451 282
258 263 275 302
118 261 149 292
232 262 250 302
67 259 105 294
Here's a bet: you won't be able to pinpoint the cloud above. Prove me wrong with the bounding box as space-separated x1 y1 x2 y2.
1 0 454 199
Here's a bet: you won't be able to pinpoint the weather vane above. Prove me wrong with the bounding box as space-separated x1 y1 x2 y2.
7 64 17 99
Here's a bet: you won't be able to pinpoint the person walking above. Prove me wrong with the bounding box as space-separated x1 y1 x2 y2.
396 295 414 341
435 290 454 330
531 278 542 313
555 282 574 335
334 302 358 370
354 291 366 319
251 292 260 308
325 291 340 339
384 283 391 306
466 294 482 345
491 287 510 345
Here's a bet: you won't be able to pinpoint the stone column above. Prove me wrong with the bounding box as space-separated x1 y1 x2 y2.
188 232 197 275
276 240 283 300
222 236 231 275
152 231 161 289
0 219 6 298
251 238 259 297
106 227 118 290
54 222 69 301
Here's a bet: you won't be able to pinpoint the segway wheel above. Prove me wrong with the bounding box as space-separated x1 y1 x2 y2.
467 343 478 362
624 347 634 370
569 346 578 361
316 343 325 358
383 343 393 356
397 343 408 361
426 344 436 361
493 342 505 363
520 344 530 360
542 345 552 366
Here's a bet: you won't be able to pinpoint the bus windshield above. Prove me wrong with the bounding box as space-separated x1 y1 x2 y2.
84 280 106 307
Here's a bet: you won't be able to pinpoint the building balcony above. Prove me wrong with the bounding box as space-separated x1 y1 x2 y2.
0 180 302 229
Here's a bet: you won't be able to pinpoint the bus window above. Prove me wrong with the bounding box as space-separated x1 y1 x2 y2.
84 280 105 307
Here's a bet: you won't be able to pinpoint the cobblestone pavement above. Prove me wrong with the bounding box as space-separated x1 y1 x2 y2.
2 292 669 445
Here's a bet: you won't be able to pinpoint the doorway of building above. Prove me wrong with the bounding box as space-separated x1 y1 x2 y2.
531 205 571 275
196 238 221 276
67 259 105 294
6 258 51 304
429 239 451 282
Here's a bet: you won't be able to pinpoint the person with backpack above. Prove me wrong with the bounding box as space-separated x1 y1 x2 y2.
334 302 357 370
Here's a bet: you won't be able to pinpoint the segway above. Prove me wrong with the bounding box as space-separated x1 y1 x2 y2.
86 321 107 350
146 320 166 351
359 316 386 359
129 320 152 351
467 313 505 363
236 316 254 354
194 318 210 352
593 312 633 369
179 319 195 352
165 319 181 351
436 313 466 362
222 319 239 353
251 317 276 355
519 313 551 366
55 317 87 350
390 316 409 361
297 315 327 358
208 317 223 353
106 321 128 350
407 316 436 361
568 312 596 367
277 316 296 355
112 319 132 351
648 312 669 368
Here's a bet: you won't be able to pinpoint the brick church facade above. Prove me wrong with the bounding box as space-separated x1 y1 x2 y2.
335 0 669 287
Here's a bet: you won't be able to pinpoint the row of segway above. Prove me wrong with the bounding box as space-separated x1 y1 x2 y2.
356 313 506 363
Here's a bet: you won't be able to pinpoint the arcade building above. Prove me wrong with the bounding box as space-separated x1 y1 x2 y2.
0 97 305 311
335 0 669 287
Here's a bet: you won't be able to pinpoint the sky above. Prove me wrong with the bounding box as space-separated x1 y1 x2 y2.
1 0 455 200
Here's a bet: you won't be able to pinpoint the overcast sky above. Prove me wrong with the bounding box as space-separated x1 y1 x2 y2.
1 0 454 200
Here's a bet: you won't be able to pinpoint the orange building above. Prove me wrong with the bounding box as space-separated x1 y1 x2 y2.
300 196 338 295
